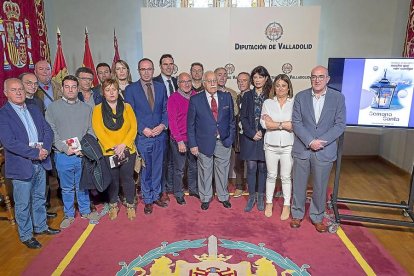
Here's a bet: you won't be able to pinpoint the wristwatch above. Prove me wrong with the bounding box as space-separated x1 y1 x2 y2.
278 122 283 130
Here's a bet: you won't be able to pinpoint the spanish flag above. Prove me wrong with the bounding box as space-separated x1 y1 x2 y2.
82 27 99 87
51 27 68 86
112 28 121 68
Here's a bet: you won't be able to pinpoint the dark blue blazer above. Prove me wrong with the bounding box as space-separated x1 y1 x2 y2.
153 74 178 95
77 90 103 105
239 90 266 161
187 91 235 157
0 102 53 180
124 80 168 144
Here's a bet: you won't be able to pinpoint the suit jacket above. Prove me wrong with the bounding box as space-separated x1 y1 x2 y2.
124 80 168 144
187 91 235 157
239 90 266 161
153 74 178 96
92 84 103 96
292 88 346 162
36 79 62 103
0 102 53 180
25 96 45 115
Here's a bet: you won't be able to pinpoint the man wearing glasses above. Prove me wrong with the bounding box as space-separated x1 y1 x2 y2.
20 73 44 114
124 58 169 215
75 67 102 107
187 71 235 210
34 60 62 108
290 65 346 233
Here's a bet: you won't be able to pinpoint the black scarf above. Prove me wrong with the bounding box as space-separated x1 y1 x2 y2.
102 98 125 131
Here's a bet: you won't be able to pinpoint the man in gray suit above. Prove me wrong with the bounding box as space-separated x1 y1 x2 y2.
290 65 346 233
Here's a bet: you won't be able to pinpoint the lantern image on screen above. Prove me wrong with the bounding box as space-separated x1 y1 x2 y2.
370 70 397 109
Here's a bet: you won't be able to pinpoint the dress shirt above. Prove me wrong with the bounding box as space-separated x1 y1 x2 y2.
161 74 176 97
312 89 327 124
205 91 218 109
260 97 294 147
38 82 53 107
140 79 155 103
9 101 39 144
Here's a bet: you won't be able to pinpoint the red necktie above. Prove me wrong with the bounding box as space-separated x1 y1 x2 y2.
43 85 49 91
211 95 218 121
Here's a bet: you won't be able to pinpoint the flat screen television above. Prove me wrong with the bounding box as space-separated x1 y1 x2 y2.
328 58 414 129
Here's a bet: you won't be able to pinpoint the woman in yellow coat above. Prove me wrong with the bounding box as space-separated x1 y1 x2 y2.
92 79 137 220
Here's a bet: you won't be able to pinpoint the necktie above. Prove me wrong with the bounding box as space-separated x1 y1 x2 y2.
167 79 174 96
43 85 49 91
146 83 154 110
211 95 218 121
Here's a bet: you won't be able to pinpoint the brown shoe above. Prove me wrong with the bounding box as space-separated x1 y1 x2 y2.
264 203 273 217
154 199 168 208
290 218 302 228
312 221 327 233
126 203 136 220
144 204 153 215
108 203 119 220
160 192 170 202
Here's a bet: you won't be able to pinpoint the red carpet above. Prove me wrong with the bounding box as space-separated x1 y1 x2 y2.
24 196 407 275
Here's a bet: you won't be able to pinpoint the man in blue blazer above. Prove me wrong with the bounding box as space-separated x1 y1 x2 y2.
0 78 60 249
124 58 169 215
153 54 178 203
290 65 346 232
187 71 235 210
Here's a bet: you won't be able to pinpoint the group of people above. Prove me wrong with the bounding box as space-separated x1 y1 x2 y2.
0 53 346 249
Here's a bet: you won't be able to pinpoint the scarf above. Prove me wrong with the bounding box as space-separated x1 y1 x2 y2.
102 97 125 131
177 88 192 100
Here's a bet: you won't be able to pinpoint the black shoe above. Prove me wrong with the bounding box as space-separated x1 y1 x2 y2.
201 202 209 210
221 200 231 209
35 227 61 235
176 197 186 205
47 212 57 218
189 192 200 199
154 199 168 208
144 204 153 215
22 237 42 249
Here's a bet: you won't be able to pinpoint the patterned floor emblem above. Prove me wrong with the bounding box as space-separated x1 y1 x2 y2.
116 235 310 275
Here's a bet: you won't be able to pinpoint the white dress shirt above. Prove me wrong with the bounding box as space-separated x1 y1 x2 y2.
260 97 294 147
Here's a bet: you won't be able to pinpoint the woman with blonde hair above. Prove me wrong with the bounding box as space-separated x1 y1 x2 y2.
112 59 132 97
260 74 294 220
92 79 137 220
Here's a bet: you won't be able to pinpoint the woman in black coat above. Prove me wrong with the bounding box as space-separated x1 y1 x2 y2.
240 66 272 212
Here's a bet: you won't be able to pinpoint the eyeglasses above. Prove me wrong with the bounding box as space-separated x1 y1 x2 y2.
179 80 192 84
139 68 154 72
78 77 93 82
204 79 218 84
310 75 327 81
23 81 38 87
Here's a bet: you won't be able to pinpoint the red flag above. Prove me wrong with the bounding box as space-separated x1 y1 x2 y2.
52 27 68 85
403 0 414 57
82 28 98 86
112 29 121 68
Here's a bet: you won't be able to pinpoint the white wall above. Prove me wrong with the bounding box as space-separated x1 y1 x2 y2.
44 0 413 172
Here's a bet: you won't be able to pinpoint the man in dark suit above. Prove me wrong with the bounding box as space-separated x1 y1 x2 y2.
153 54 178 203
290 65 346 233
187 71 235 210
124 58 169 215
0 78 60 249
92 62 111 96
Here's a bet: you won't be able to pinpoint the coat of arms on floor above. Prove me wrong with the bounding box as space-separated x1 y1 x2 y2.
117 235 310 275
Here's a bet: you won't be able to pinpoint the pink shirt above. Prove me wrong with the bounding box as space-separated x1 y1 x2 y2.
167 91 196 142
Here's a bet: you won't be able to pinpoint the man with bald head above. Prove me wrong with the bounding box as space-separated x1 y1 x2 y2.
0 78 59 249
290 65 346 233
34 60 62 108
187 71 235 210
167 72 198 205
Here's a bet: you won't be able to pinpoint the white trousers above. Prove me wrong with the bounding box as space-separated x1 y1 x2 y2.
264 144 293 205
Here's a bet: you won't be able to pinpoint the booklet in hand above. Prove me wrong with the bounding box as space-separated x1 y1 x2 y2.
64 137 82 151
109 150 131 168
